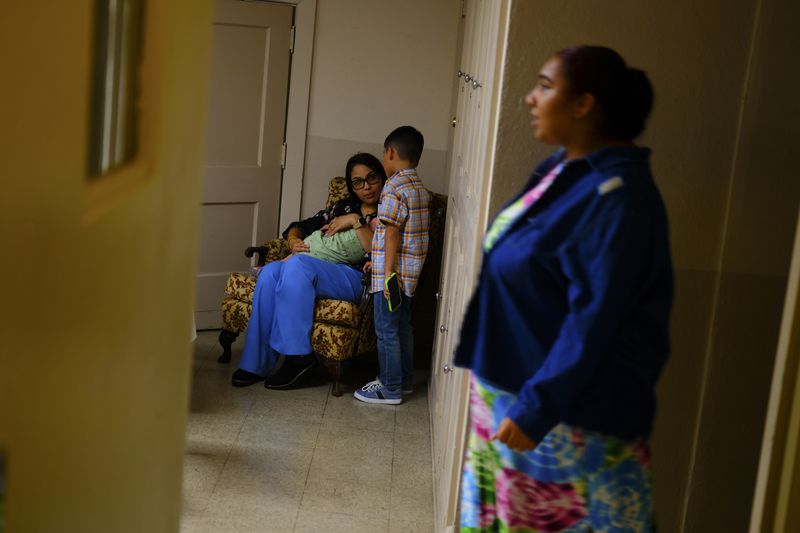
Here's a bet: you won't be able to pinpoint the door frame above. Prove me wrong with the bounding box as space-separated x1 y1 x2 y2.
258 0 317 235
749 210 800 532
430 0 512 529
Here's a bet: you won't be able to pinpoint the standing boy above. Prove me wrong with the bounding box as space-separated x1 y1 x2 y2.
354 126 430 404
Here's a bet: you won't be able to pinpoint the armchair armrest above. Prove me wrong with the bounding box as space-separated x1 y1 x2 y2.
245 246 270 267
245 238 290 266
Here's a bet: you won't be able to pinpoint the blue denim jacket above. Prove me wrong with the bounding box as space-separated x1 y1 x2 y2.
454 146 673 442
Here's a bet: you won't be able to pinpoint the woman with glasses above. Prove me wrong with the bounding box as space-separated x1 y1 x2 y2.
231 152 387 389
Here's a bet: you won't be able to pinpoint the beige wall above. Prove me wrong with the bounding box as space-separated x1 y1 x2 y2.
491 0 799 531
300 0 461 218
0 2 212 531
682 0 800 530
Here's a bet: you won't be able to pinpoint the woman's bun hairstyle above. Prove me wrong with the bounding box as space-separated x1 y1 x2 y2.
619 67 654 140
556 46 654 141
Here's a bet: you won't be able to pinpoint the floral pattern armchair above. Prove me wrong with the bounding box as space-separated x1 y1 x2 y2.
218 176 448 397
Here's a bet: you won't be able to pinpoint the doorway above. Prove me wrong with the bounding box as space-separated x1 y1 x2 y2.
194 0 294 329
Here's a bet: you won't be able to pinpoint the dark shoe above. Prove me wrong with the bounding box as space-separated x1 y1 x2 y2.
264 355 317 389
231 368 265 387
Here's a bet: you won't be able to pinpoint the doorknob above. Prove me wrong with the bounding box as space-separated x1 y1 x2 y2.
443 364 453 374
439 325 448 333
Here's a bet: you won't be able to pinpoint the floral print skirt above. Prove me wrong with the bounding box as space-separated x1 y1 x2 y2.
460 374 655 533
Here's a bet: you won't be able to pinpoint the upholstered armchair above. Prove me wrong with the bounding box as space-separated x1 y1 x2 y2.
218 176 448 396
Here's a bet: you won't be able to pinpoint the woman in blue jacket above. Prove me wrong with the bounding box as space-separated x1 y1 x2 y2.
455 46 673 532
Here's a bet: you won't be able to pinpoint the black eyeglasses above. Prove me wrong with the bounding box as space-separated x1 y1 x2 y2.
351 171 381 190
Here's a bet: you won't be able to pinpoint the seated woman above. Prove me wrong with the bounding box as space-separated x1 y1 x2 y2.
232 152 387 388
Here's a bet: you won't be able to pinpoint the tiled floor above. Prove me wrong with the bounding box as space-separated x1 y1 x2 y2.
181 331 435 533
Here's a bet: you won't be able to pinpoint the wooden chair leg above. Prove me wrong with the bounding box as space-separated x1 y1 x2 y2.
217 329 239 364
327 360 343 397
315 355 343 396
332 372 342 397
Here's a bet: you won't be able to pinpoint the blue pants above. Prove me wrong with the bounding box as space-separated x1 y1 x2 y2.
239 254 363 376
373 291 414 393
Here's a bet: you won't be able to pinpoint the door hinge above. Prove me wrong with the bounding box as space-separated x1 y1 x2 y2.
289 25 296 53
461 0 467 18
280 142 287 169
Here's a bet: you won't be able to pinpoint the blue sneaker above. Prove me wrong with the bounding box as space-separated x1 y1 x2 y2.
354 380 402 405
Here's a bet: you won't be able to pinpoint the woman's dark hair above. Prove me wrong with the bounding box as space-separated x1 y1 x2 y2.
344 152 387 199
555 45 654 141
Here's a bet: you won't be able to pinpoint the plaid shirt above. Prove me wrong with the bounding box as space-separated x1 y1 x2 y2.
371 168 430 296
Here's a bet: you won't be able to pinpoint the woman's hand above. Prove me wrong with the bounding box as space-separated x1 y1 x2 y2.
287 236 310 253
490 417 538 452
324 214 359 236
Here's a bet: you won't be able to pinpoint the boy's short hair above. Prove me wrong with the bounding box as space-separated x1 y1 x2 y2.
384 126 424 166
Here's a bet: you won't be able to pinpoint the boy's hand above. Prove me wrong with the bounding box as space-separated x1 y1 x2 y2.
383 267 395 300
490 418 537 452
383 271 399 300
362 261 372 274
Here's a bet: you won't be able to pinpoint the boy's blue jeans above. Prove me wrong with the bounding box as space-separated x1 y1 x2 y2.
373 291 413 393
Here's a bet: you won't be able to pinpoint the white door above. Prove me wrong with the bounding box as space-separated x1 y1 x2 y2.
430 0 510 530
195 0 294 328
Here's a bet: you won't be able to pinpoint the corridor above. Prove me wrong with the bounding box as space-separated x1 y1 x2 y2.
180 331 434 532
